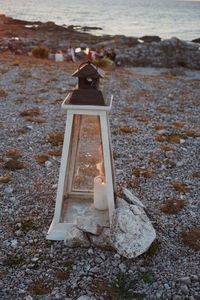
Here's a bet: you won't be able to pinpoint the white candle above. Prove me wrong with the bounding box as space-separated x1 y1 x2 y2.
93 176 108 210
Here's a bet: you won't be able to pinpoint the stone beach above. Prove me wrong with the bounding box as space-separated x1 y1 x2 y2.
0 53 200 299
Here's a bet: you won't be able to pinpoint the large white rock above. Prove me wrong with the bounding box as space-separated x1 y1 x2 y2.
110 206 156 258
64 226 90 248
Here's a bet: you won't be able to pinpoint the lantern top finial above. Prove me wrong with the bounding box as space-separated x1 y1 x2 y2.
72 61 103 79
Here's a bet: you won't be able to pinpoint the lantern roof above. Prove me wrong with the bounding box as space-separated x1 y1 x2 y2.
72 62 103 78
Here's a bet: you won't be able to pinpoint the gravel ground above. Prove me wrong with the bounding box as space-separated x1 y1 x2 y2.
0 55 200 300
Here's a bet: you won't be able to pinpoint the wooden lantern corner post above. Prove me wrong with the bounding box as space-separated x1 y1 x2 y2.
47 62 115 240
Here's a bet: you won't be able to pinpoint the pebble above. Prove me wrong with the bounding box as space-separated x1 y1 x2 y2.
45 160 53 168
180 284 189 294
119 263 126 272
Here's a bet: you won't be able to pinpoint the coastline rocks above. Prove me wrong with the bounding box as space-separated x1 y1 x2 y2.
117 37 200 69
110 205 156 259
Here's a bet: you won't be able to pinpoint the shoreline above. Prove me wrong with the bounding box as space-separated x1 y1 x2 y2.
0 14 200 70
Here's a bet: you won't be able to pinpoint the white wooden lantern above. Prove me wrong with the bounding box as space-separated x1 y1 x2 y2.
47 62 115 240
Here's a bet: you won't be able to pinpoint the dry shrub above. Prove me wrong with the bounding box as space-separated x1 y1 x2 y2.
135 89 150 97
0 90 7 97
20 108 41 117
121 108 134 113
181 228 200 250
133 167 153 178
32 45 50 59
0 176 12 183
11 61 20 66
160 145 174 152
25 117 46 123
192 172 200 178
51 98 63 105
148 156 159 164
34 154 49 164
46 149 62 156
154 124 166 130
5 149 22 159
156 132 186 144
165 73 174 79
126 179 141 189
46 130 64 146
3 160 28 171
172 182 189 193
172 122 184 129
160 198 186 214
113 126 138 135
136 117 150 124
184 129 200 138
28 279 54 295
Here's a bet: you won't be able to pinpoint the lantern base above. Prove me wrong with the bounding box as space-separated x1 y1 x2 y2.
47 196 110 240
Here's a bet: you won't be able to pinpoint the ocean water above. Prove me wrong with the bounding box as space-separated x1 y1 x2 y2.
0 0 199 40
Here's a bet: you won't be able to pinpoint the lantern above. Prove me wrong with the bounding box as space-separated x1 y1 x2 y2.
47 62 115 240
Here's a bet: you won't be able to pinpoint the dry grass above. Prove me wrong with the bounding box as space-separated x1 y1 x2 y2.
121 108 134 113
160 145 175 152
157 105 173 114
46 130 64 146
28 279 54 295
172 182 189 193
3 159 28 171
184 129 200 138
25 117 46 123
46 149 62 157
160 198 186 214
135 89 150 97
20 108 42 117
181 228 200 250
0 90 8 97
148 156 159 164
192 171 200 178
154 124 166 130
4 149 22 159
0 176 13 183
126 179 141 189
156 132 186 144
172 122 184 129
133 167 153 178
112 126 138 135
34 154 49 164
51 98 63 105
136 117 150 124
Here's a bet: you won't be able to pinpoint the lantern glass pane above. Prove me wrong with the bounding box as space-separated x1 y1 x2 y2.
70 114 105 192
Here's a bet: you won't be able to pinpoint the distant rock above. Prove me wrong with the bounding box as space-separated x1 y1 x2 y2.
191 38 200 44
139 35 161 43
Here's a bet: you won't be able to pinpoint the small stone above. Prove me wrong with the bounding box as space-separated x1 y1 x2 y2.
176 161 184 167
25 296 33 300
77 296 91 300
31 257 39 262
87 248 94 255
119 263 126 272
11 239 18 248
180 285 189 294
165 150 174 158
156 291 163 299
15 230 22 236
180 139 185 144
164 283 170 290
45 160 52 168
179 277 191 285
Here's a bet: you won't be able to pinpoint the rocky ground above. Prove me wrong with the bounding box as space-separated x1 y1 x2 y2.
0 54 200 300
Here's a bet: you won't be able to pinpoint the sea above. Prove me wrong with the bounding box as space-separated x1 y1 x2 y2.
0 0 199 41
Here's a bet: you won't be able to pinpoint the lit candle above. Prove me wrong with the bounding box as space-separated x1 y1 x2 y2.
93 176 108 210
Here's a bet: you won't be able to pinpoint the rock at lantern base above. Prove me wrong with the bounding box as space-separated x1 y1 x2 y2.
64 226 90 248
90 228 112 248
76 216 101 235
110 206 156 259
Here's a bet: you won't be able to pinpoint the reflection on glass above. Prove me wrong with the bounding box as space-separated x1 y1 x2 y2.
71 115 105 192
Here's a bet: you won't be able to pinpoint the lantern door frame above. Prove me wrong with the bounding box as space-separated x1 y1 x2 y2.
47 95 115 240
